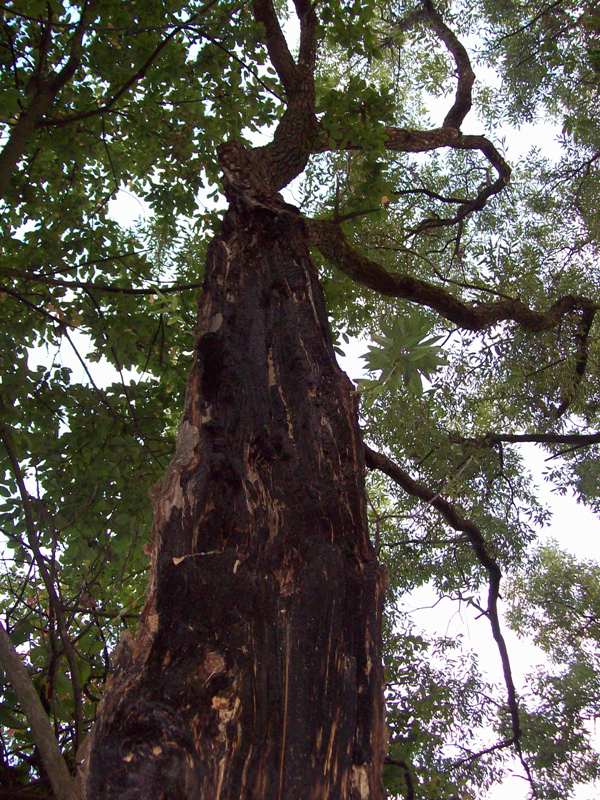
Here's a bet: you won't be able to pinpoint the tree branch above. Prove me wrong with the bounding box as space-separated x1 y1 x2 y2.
307 217 598 334
364 444 533 786
41 14 188 128
316 125 511 233
293 0 317 75
252 0 299 96
0 621 78 800
0 422 84 752
555 305 595 417
452 431 600 448
0 0 97 200
421 0 474 129
4 270 203 295
384 756 416 800
220 0 318 194
452 736 515 766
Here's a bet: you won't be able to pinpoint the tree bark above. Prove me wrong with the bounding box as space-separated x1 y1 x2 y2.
85 192 386 799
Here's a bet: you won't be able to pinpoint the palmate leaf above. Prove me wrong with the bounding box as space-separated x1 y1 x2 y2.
360 312 447 395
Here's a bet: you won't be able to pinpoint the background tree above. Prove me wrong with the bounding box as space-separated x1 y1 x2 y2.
0 0 598 798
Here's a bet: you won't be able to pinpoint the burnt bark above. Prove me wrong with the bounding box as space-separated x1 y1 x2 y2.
85 192 385 799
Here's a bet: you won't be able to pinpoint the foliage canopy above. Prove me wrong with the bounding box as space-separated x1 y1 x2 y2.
0 0 599 798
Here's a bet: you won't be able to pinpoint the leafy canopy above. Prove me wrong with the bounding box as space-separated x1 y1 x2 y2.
0 1 599 798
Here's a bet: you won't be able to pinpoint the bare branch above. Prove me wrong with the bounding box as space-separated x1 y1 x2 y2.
453 431 600 448
452 736 516 767
11 274 204 295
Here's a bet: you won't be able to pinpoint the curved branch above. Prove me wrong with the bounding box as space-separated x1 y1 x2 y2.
421 0 474 129
312 3 507 230
307 217 598 332
388 130 510 234
316 125 511 233
364 445 530 781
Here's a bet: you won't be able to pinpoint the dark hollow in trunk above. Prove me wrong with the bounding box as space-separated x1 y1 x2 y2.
85 196 385 799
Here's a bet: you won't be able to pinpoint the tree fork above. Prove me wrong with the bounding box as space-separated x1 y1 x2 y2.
85 193 386 799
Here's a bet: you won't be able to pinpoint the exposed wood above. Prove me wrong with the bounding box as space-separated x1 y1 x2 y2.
86 192 386 799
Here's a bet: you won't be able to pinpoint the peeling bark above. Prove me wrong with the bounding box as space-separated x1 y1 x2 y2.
85 194 385 799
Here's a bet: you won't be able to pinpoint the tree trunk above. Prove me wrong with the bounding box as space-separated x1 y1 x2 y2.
85 192 386 799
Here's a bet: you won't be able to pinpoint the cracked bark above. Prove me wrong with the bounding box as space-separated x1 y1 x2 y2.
84 1 385 794
85 191 385 799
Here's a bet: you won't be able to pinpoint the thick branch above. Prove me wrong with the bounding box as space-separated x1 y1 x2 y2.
48 0 94 90
0 87 54 200
221 0 318 194
252 0 299 95
307 217 598 332
293 0 317 74
0 621 77 800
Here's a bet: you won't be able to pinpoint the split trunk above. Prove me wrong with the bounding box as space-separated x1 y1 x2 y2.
85 190 386 799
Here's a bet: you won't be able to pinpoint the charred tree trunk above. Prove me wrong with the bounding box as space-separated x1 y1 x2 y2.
85 190 386 799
